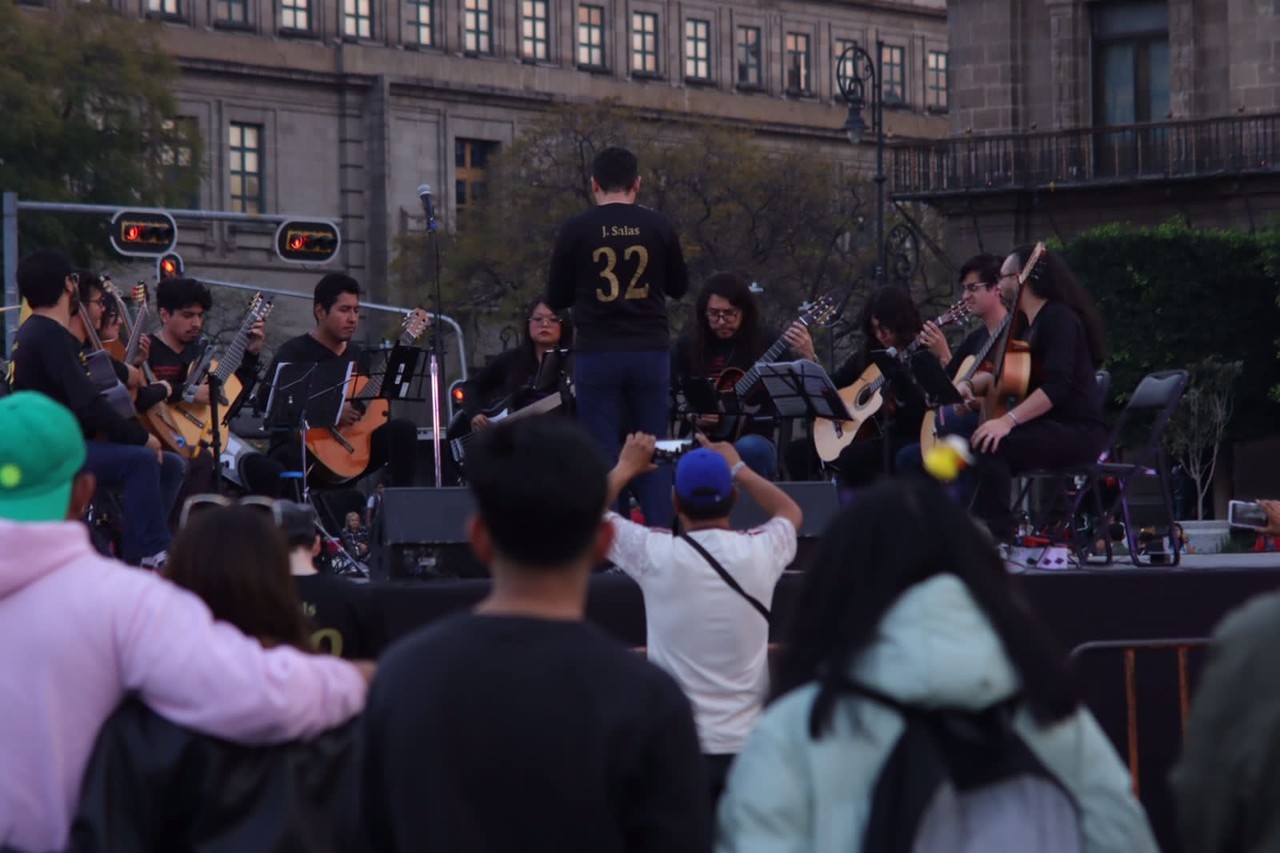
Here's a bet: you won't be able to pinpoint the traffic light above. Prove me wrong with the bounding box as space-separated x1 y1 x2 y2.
157 252 184 280
274 220 341 264
110 210 178 256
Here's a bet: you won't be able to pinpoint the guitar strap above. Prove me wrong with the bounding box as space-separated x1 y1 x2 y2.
677 532 770 621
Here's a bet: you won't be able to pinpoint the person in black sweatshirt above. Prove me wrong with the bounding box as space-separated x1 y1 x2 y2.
8 249 183 568
358 417 710 853
255 273 418 489
547 146 688 527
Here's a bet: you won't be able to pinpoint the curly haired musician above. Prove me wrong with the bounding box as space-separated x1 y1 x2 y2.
963 247 1108 541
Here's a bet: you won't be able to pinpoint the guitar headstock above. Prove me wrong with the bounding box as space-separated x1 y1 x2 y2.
401 308 431 343
938 299 972 327
1019 241 1048 286
250 293 274 322
131 280 149 307
799 294 840 328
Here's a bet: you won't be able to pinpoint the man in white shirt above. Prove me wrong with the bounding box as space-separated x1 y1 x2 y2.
605 432 801 802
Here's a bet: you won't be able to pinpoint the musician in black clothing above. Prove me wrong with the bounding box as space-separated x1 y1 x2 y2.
547 146 689 527
8 250 180 568
672 271 816 478
964 246 1109 541
255 273 418 489
462 296 574 433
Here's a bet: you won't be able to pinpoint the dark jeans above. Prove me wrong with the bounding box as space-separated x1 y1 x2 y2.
575 350 673 527
84 441 187 563
972 417 1108 540
896 406 981 480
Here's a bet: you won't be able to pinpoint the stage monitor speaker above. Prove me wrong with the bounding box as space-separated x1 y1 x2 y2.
727 481 839 539
383 487 474 545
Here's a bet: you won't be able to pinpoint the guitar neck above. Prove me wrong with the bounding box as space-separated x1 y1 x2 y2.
505 393 562 424
732 320 808 398
961 313 1013 381
361 329 416 401
124 306 149 365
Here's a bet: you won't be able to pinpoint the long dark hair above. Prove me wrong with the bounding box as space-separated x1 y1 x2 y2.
504 295 573 392
773 479 1077 737
690 271 764 375
1011 245 1107 368
166 506 312 650
858 286 922 362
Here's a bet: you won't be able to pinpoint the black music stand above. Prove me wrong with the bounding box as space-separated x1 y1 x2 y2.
907 349 964 408
264 360 350 503
754 360 854 422
376 345 428 402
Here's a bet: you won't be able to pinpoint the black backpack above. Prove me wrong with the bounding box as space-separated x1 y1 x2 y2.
839 681 1084 853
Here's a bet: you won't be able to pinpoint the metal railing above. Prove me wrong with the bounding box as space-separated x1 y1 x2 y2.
890 113 1280 196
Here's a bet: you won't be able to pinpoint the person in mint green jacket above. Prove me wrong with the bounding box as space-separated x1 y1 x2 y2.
716 479 1157 853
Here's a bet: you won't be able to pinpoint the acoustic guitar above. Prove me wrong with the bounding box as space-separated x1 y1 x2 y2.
78 301 136 420
700 294 840 442
167 294 274 456
305 308 431 484
918 310 1013 455
111 281 191 455
812 299 970 463
980 242 1046 423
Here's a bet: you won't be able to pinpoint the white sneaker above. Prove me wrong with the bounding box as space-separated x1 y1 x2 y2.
139 550 168 572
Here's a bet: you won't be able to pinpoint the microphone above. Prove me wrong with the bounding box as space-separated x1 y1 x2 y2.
417 184 437 233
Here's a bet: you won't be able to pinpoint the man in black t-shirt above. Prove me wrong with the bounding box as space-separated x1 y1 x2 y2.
255 273 418 488
547 146 689 527
358 418 709 853
7 250 177 568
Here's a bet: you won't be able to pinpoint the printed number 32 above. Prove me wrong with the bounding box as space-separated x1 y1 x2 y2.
593 245 650 302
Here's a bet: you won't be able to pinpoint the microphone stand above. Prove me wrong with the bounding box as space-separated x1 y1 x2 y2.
422 199 445 488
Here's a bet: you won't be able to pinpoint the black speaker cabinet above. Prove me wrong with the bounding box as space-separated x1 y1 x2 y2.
727 481 840 539
381 487 486 579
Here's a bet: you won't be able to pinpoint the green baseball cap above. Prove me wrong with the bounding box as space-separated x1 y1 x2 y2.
0 392 87 522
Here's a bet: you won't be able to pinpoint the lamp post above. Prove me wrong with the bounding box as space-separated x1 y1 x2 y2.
836 40 886 287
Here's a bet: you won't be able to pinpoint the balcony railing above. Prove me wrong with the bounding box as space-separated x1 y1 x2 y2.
890 113 1280 197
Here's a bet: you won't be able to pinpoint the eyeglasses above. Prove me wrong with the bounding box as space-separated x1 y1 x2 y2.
179 493 283 528
706 308 741 323
961 282 996 294
528 315 562 326
67 273 81 286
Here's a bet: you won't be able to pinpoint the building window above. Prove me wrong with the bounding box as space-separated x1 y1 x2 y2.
521 0 549 61
161 118 200 209
736 25 761 88
147 0 181 16
463 0 492 54
926 50 947 109
881 44 905 104
631 12 658 76
343 0 372 38
280 0 310 31
228 123 264 215
784 32 810 95
577 4 605 68
1092 0 1169 126
834 38 857 93
684 18 710 81
455 139 497 217
406 0 433 46
216 0 248 25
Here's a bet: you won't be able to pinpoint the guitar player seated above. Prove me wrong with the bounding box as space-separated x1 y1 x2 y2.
672 272 817 479
459 295 575 435
8 249 182 569
254 273 420 491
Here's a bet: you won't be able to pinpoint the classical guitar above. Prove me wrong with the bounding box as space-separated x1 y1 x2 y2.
812 299 970 463
78 301 136 420
697 294 840 442
980 242 1046 423
306 308 431 484
918 310 1013 455
168 293 274 456
113 281 190 455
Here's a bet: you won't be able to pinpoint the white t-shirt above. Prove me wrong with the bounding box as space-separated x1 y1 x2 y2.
606 512 797 755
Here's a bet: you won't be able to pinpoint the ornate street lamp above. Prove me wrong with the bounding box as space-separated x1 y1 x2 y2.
836 40 886 287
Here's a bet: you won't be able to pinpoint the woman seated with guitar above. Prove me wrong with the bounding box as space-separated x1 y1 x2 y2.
672 271 816 479
460 295 575 435
963 245 1109 542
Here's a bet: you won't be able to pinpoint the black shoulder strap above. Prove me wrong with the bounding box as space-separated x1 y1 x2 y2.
678 532 770 621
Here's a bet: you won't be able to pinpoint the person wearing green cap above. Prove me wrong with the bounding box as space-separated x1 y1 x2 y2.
0 390 371 853
9 248 180 568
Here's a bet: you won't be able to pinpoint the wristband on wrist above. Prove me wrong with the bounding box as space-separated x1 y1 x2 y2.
1006 410 1021 426
729 461 747 479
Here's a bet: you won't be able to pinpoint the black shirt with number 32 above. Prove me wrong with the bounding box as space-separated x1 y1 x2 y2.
547 203 689 353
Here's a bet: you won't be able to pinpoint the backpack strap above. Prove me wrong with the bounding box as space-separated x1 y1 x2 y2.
678 532 770 621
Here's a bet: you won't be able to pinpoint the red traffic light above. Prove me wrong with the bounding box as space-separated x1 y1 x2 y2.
125 225 140 241
156 252 184 280
274 220 341 264
110 210 178 257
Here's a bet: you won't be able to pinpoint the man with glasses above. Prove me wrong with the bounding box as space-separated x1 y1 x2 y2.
672 272 816 479
8 250 179 569
547 146 689 527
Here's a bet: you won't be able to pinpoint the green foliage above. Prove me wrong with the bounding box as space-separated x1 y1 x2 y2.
392 101 905 360
1057 217 1280 440
0 0 202 264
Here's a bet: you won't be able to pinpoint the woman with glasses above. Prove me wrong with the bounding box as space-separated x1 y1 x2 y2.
673 271 816 479
457 295 575 435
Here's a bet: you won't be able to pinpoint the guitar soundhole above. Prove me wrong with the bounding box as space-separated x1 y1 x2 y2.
856 388 872 407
